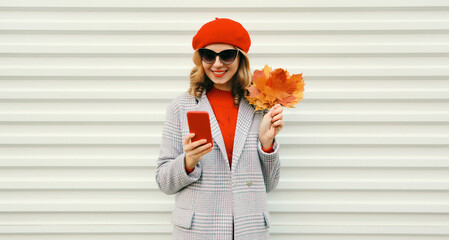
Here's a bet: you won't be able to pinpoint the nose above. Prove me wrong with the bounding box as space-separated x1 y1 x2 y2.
212 56 224 67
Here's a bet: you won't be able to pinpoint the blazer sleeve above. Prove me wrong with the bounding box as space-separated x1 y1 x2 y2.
155 99 202 195
258 138 280 193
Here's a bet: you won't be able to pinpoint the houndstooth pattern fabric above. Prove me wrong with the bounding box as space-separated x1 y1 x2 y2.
156 89 280 240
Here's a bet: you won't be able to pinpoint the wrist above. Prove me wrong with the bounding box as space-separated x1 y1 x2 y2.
260 138 274 149
184 156 195 170
185 166 194 174
261 142 274 153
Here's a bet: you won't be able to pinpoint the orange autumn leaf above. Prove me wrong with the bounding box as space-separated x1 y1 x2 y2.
245 65 305 111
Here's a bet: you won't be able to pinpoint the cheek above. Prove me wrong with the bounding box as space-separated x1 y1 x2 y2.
202 64 212 77
202 63 208 71
229 63 239 75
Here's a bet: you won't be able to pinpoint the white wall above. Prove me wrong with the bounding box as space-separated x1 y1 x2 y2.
0 0 448 239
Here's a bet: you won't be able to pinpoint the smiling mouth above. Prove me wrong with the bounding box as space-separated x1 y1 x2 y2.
212 70 227 77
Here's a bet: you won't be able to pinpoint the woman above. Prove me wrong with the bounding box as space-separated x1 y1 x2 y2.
156 17 284 240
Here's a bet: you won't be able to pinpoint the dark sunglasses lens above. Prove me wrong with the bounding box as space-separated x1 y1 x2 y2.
199 49 216 63
219 50 237 64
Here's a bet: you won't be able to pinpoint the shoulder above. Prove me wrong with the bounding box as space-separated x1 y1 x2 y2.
166 91 197 114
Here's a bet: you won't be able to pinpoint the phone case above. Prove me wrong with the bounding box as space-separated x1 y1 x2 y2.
186 111 213 147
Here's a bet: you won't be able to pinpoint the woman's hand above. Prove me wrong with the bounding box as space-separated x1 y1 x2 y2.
259 104 284 149
184 133 213 170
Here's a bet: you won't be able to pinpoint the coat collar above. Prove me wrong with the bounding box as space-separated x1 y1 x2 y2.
195 88 255 171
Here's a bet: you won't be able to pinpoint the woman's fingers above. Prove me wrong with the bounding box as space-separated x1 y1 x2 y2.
271 106 283 118
184 138 207 152
183 133 195 146
189 143 213 158
189 142 212 155
186 142 213 163
184 134 213 168
271 104 282 116
183 131 212 154
272 119 283 128
272 120 284 135
272 113 283 122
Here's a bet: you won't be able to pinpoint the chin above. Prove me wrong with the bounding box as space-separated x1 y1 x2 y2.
212 79 232 86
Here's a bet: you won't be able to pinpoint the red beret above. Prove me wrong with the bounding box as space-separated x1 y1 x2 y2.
192 17 251 53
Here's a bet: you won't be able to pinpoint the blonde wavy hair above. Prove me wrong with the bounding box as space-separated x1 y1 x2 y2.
188 47 252 106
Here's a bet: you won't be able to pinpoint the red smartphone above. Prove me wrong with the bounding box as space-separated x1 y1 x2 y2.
187 111 213 147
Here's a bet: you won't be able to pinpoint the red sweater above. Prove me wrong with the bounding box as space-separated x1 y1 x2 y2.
207 86 240 165
186 86 273 173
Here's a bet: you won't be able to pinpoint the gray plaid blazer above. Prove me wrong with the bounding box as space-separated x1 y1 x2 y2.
156 89 281 240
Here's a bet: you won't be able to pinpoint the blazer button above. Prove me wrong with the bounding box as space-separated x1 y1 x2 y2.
247 181 253 187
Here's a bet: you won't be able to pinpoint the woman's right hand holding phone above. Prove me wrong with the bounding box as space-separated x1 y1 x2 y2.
184 133 213 170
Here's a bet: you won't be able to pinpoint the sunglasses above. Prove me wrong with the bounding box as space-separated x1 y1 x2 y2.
198 48 239 64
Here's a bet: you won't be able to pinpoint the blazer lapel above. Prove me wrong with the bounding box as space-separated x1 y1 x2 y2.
195 90 229 168
231 98 255 170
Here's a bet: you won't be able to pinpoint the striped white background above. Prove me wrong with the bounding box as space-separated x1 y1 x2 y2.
0 0 448 239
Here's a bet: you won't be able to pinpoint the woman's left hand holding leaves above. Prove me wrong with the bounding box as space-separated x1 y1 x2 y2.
259 104 284 149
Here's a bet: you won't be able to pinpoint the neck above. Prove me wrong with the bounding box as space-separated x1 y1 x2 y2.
213 84 232 91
